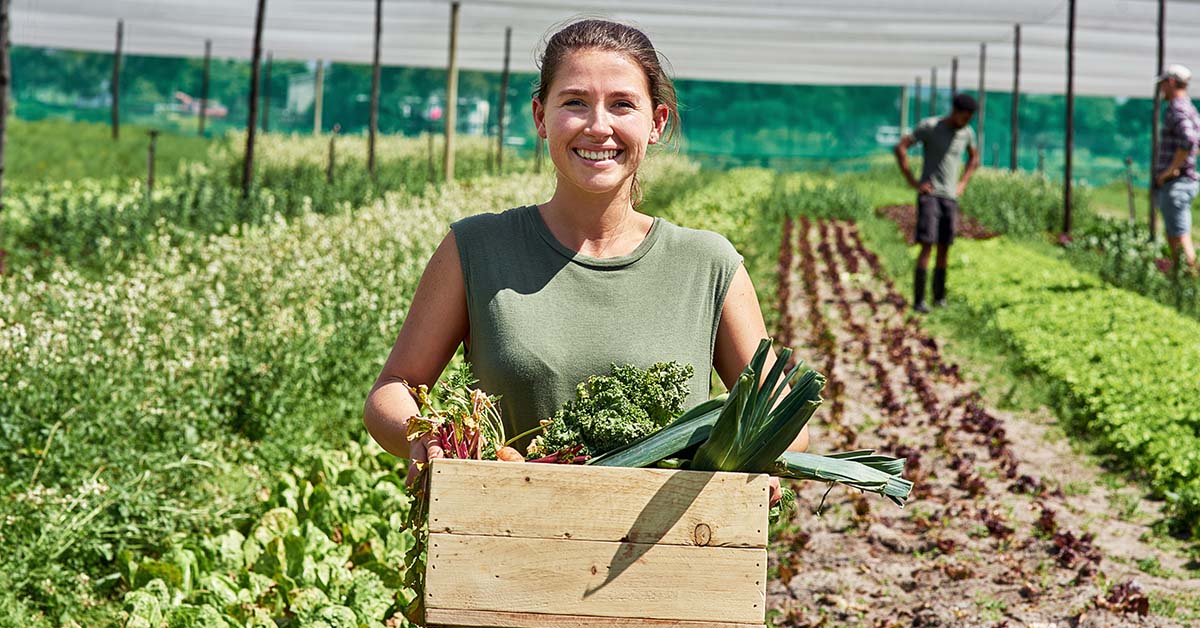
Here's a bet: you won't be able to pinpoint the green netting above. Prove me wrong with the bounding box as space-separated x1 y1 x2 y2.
11 46 1165 187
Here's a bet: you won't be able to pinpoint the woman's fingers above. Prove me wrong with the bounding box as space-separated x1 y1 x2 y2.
427 443 445 460
768 476 782 507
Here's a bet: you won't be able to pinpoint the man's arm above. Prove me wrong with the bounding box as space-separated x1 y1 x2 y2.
1157 114 1199 187
894 135 922 190
956 143 981 196
1157 148 1189 187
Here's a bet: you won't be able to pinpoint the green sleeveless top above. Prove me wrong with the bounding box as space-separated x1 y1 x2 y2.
450 205 743 449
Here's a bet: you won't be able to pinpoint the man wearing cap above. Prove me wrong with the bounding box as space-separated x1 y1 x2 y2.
1155 63 1199 268
894 93 981 313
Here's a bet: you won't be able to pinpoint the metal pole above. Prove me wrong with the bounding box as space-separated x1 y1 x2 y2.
951 56 958 96
0 0 10 212
443 1 461 183
978 43 986 154
242 0 267 197
369 0 382 178
914 76 922 124
930 66 938 116
263 51 272 133
199 39 211 136
313 60 324 135
327 123 339 183
112 19 123 141
147 129 159 198
1125 156 1137 224
1011 24 1021 171
496 26 512 173
1064 0 1076 235
1150 0 1165 240
900 85 909 135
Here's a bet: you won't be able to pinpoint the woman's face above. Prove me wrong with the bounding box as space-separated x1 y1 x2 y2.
533 49 670 200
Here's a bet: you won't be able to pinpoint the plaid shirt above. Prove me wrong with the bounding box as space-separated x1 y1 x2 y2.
1159 96 1200 181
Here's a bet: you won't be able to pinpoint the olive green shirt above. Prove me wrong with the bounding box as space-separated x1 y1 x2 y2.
913 116 977 200
451 205 743 449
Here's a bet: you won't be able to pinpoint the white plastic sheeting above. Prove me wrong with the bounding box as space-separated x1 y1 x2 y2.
11 0 1200 97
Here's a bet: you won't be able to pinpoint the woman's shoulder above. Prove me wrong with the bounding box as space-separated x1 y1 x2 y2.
655 217 741 262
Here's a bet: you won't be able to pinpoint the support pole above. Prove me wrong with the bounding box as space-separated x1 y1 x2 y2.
950 56 958 96
147 129 159 199
1125 157 1137 224
428 128 435 183
914 76 922 124
978 43 986 154
1011 24 1021 171
0 0 10 212
263 51 272 133
443 1 461 183
242 0 267 197
327 123 339 183
900 85 909 135
930 66 938 116
1063 0 1076 235
199 39 211 136
496 26 512 173
1150 0 1165 240
112 19 123 141
313 60 324 135
369 0 382 178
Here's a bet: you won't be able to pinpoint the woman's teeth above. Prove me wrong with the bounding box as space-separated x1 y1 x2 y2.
575 148 620 161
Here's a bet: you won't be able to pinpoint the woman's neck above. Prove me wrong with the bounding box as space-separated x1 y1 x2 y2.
537 176 653 258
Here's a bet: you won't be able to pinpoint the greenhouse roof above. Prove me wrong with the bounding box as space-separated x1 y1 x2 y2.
12 0 1200 98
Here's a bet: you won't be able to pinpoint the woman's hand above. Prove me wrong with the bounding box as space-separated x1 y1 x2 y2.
406 435 445 489
769 476 782 507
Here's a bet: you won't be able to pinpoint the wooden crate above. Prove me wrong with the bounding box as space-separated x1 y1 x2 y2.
424 458 769 628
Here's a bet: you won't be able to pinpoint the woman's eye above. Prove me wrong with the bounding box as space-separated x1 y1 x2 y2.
615 101 635 109
564 99 585 107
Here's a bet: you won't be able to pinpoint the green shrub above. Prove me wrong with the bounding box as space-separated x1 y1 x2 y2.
960 170 1093 237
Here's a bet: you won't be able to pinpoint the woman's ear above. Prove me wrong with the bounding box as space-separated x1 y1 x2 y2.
532 97 548 139
648 103 670 145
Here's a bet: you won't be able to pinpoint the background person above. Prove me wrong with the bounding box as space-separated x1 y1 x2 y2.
1155 63 1199 268
893 93 980 312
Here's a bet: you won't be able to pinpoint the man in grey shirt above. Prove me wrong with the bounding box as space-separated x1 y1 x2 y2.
893 93 981 312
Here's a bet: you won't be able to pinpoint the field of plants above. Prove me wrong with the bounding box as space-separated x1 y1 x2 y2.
2 119 1200 627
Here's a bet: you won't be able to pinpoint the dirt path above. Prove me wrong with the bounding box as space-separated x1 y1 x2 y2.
767 217 1200 627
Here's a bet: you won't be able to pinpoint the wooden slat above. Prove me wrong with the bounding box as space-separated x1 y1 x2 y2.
427 608 764 628
428 459 768 548
425 533 766 624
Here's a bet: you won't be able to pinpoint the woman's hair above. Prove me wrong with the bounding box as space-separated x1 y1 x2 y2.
535 19 680 206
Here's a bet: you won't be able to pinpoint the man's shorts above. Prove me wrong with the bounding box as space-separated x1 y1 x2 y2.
1157 177 1198 238
915 194 958 245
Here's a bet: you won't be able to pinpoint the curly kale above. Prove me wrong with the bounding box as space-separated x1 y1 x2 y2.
528 362 694 458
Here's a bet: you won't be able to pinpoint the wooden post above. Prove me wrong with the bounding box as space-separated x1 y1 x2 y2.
1011 24 1021 171
0 0 10 212
930 66 937 116
978 43 986 155
263 51 272 133
112 19 123 140
444 1 461 183
147 129 159 199
368 0 382 178
950 56 958 96
1150 0 1165 240
914 76 922 125
1063 0 1076 235
1038 146 1045 173
899 85 909 135
199 39 211 136
428 129 436 183
327 123 339 183
496 26 512 173
1125 156 1137 224
242 0 267 197
313 60 324 135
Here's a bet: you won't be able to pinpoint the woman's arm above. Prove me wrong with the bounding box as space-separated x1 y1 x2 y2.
364 231 469 478
713 265 810 453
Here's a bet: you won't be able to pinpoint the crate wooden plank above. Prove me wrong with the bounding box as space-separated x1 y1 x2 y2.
427 608 764 628
425 533 767 624
428 459 769 548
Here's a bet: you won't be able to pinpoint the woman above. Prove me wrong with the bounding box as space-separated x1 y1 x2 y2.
363 19 807 501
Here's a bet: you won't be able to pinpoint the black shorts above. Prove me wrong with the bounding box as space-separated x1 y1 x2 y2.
915 194 958 245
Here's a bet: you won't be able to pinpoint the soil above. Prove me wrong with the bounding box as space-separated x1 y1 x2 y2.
875 204 998 245
766 217 1200 627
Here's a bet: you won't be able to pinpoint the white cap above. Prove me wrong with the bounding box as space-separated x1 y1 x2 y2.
1158 63 1192 83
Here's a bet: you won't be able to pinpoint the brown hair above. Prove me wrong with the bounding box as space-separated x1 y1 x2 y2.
535 19 680 206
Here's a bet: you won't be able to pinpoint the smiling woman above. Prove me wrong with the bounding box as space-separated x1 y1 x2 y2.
363 19 808 502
